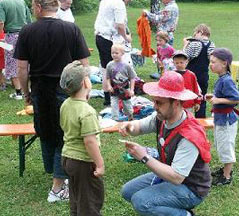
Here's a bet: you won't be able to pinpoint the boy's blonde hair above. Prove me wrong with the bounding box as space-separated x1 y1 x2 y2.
111 43 125 54
156 31 169 43
194 24 211 37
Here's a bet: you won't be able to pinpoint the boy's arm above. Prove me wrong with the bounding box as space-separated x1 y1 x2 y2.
84 134 104 177
210 97 239 105
129 78 135 96
106 78 113 93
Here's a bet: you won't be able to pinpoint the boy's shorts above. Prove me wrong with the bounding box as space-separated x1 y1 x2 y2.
214 121 238 164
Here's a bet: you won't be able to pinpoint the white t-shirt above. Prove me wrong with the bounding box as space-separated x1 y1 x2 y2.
56 8 75 23
94 0 127 41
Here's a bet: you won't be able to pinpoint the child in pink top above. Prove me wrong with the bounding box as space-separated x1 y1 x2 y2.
156 31 175 77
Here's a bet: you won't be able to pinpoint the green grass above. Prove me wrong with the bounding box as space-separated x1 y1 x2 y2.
0 2 239 216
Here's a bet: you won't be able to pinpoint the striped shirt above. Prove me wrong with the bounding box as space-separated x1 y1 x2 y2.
184 39 215 60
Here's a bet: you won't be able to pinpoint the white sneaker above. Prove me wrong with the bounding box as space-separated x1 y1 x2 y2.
47 188 69 203
9 93 23 100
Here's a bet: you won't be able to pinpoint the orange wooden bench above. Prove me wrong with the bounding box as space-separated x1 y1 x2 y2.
0 123 37 177
102 118 214 133
0 118 213 177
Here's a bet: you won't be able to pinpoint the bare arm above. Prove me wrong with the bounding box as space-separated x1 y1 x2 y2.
210 97 239 105
116 23 132 43
130 78 135 92
84 134 104 177
107 78 113 93
17 60 30 104
129 78 135 96
119 120 141 136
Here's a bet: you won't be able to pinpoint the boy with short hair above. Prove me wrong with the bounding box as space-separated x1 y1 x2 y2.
183 24 215 118
209 48 239 186
173 50 201 112
106 43 136 121
60 61 104 215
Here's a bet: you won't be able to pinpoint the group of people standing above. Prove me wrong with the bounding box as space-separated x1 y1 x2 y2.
1 0 239 216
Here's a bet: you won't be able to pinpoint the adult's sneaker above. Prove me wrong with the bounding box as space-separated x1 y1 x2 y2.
47 187 69 203
9 93 23 100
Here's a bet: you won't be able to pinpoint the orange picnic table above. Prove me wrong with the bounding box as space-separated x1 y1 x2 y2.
0 118 213 177
0 123 37 177
102 118 214 133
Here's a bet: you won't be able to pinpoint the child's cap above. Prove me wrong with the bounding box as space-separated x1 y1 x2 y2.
211 48 233 72
172 50 188 60
60 61 90 95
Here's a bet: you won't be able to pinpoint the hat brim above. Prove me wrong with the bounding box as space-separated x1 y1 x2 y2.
143 82 198 101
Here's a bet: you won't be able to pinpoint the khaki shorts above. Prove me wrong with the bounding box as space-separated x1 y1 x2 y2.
214 121 238 164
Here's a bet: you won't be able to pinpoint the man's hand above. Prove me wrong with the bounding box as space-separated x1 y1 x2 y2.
119 122 135 137
124 141 147 161
24 94 32 106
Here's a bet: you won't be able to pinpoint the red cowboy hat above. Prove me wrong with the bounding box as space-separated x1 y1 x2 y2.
143 71 198 101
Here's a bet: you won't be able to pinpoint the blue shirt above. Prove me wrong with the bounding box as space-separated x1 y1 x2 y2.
213 73 239 126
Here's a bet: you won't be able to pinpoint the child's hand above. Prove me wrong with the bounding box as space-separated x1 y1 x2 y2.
94 166 104 178
205 93 213 101
129 90 134 97
108 86 114 93
194 104 200 112
209 97 222 105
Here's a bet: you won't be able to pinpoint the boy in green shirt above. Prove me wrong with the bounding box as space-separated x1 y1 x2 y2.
60 61 104 216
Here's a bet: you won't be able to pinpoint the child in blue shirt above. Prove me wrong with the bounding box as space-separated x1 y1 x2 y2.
209 48 239 186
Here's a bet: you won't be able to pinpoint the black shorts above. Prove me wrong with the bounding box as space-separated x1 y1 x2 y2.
95 35 113 68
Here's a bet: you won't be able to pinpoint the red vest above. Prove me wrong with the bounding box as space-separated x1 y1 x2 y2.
160 111 211 163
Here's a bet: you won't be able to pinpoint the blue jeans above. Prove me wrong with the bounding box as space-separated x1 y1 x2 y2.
40 140 67 179
121 172 203 216
31 77 68 179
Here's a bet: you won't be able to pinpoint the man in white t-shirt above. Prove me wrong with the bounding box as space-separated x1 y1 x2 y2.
94 0 132 106
56 0 75 23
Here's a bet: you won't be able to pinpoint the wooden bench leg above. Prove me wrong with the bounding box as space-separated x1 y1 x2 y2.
19 135 25 177
18 135 38 177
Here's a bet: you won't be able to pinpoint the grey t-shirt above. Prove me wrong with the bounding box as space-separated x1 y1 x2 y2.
139 111 199 177
106 61 136 85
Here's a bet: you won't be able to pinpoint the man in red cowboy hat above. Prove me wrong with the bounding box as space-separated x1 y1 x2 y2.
119 71 211 216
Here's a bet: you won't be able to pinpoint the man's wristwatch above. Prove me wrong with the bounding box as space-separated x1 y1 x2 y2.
141 155 150 164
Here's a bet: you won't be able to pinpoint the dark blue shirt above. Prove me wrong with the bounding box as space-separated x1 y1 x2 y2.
213 73 239 126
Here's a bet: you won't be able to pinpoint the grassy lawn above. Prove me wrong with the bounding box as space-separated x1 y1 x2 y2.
0 2 239 216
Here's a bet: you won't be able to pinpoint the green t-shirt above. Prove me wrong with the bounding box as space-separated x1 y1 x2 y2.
60 98 101 162
0 0 32 32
